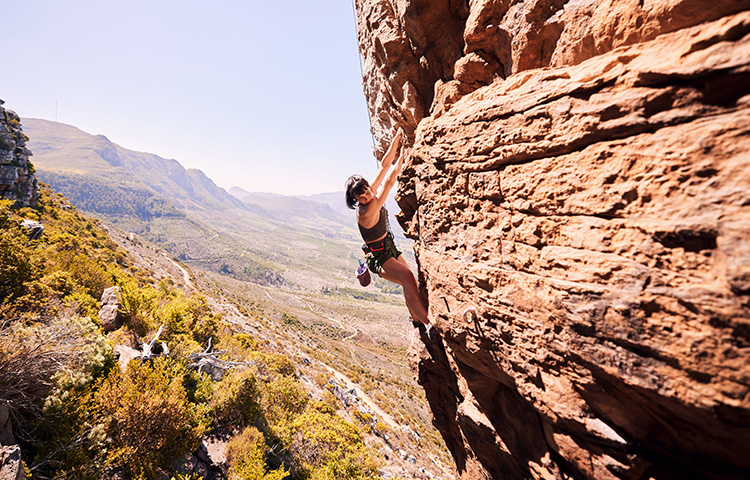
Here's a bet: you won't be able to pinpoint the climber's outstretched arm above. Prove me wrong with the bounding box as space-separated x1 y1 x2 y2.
367 146 407 214
371 128 403 192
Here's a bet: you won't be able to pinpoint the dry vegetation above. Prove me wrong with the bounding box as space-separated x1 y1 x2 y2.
0 188 390 480
185 270 455 479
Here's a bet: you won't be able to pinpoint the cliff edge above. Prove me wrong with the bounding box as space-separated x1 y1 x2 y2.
354 1 750 479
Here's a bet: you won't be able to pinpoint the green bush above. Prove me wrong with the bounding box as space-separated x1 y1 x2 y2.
285 401 379 480
51 250 110 299
95 358 208 479
0 314 111 424
211 368 262 428
226 426 289 480
236 333 260 351
0 200 38 302
63 291 101 322
156 292 220 345
28 387 102 480
250 351 296 378
282 313 301 328
262 375 308 428
183 368 213 406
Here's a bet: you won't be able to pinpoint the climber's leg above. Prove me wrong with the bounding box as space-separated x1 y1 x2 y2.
379 256 428 325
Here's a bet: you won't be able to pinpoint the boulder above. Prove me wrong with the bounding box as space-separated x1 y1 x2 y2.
98 286 122 332
0 446 24 480
113 344 142 372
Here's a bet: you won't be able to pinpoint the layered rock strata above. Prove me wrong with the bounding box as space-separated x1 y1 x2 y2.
0 101 38 207
355 1 750 479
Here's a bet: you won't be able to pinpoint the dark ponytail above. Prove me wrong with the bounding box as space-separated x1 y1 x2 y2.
345 175 369 209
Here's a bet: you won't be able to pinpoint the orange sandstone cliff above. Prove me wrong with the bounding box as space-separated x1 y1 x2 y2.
354 1 750 479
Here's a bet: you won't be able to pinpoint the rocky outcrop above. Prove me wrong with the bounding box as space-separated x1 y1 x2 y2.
99 286 122 332
355 1 750 479
0 101 38 207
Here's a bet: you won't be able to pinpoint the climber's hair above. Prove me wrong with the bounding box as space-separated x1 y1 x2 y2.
345 175 370 209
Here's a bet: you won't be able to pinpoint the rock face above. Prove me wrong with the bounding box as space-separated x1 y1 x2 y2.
0 101 38 207
355 1 750 479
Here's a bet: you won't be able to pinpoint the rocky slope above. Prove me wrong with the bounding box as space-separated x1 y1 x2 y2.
0 101 37 207
354 1 750 479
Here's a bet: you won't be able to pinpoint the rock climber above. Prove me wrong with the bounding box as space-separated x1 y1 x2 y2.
345 128 429 326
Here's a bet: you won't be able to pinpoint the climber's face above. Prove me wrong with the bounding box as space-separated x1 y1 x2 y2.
356 187 373 205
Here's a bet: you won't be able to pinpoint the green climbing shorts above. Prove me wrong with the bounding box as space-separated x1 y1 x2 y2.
364 234 402 275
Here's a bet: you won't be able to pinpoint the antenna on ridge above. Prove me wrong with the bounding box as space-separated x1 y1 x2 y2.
55 100 58 122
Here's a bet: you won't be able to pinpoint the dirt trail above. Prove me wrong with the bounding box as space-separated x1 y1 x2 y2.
162 253 194 289
327 316 358 340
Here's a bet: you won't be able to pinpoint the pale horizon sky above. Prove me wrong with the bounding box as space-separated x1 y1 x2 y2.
2 0 378 196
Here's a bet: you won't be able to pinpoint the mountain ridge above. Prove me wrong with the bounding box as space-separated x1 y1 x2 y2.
23 118 247 212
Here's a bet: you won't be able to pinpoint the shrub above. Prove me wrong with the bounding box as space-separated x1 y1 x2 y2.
236 333 260 351
0 202 37 302
63 291 101 322
27 387 102 480
0 315 111 429
51 250 110 299
261 375 308 428
226 426 289 480
155 292 220 345
183 369 213 405
250 351 296 378
115 273 158 335
211 368 262 429
95 358 207 479
170 474 203 480
285 401 379 480
281 313 301 328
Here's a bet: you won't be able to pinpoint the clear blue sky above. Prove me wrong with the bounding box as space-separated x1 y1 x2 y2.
2 0 376 195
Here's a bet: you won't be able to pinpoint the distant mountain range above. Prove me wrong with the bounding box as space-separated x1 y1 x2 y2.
21 118 412 290
23 118 403 238
229 187 407 240
23 118 246 212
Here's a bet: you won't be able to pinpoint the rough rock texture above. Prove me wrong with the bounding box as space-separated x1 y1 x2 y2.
98 286 122 332
0 101 38 207
0 446 24 480
357 0 750 155
355 1 750 479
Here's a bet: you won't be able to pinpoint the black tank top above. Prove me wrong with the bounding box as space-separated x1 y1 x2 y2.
358 206 388 243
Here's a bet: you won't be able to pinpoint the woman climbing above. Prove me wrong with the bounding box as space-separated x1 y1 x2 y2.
345 129 429 326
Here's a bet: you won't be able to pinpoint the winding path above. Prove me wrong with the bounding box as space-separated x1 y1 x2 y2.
162 253 194 289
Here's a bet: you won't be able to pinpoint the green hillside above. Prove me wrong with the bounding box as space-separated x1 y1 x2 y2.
1 186 387 480
23 118 246 211
40 171 185 219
